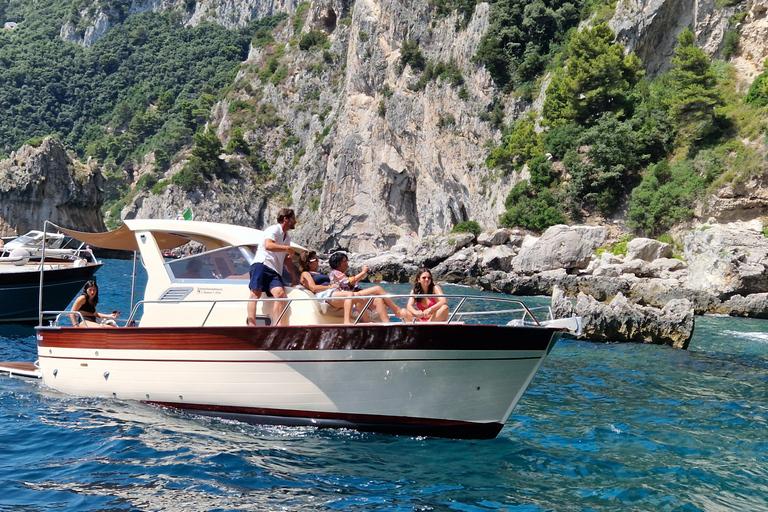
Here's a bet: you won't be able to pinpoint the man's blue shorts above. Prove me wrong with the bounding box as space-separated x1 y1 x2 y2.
249 262 284 296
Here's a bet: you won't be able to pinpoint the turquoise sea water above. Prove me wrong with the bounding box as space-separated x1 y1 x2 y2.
1 259 767 511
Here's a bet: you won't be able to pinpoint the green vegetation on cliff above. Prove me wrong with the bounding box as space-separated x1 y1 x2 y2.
0 0 283 164
495 24 767 236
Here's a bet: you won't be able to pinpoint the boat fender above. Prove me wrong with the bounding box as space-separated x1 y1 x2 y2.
10 248 30 266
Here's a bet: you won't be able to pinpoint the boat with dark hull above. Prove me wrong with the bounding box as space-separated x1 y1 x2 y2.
0 230 102 324
1 220 579 439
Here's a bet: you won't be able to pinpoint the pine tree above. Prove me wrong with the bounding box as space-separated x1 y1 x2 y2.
667 29 723 145
543 24 643 127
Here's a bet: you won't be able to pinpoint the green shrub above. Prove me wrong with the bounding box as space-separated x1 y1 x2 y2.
486 115 543 171
722 30 739 60
172 165 204 190
452 221 481 235
745 71 768 107
627 160 704 236
150 179 169 195
400 39 425 72
499 182 566 232
299 29 328 51
608 235 633 256
136 172 160 190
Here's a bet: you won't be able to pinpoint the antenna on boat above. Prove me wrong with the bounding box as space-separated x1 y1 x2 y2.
38 221 51 326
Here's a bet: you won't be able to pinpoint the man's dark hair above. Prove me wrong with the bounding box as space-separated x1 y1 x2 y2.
329 252 347 270
277 208 295 223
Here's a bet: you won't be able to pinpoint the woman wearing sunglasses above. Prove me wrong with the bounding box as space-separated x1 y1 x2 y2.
406 268 449 322
298 251 370 324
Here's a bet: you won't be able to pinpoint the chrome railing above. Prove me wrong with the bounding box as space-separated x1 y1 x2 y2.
41 294 550 328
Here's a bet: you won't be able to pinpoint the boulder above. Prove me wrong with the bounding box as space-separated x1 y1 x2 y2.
620 258 650 277
432 246 480 284
478 228 510 246
353 253 418 283
625 237 673 262
592 265 622 278
684 222 768 298
478 244 517 272
507 234 526 248
513 225 607 274
413 233 476 267
551 287 694 349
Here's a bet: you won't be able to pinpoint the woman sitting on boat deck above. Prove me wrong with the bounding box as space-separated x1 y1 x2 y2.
405 268 449 322
298 251 367 324
70 280 120 328
328 252 406 322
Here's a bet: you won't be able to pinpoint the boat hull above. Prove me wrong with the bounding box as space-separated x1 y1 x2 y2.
0 263 102 324
36 324 561 439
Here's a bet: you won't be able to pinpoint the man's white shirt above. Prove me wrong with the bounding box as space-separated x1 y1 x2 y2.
253 224 291 273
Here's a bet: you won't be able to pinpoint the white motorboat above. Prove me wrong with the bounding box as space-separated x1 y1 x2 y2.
2 219 579 439
0 230 102 324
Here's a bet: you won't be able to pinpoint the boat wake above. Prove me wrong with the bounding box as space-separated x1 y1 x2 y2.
722 330 768 343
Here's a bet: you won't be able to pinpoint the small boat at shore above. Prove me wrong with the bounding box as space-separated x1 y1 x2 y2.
0 219 580 439
0 229 102 324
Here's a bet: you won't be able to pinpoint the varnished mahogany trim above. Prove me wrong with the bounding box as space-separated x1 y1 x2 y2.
38 324 558 352
39 354 543 364
149 401 504 439
0 361 38 372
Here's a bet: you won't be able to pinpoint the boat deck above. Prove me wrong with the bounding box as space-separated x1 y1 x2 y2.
0 361 42 378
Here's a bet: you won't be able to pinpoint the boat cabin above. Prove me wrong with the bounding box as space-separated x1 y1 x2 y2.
54 219 360 328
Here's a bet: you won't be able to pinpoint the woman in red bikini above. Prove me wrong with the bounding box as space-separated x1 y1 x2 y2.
405 268 449 322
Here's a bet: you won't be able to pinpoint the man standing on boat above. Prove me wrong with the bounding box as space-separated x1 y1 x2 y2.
247 208 297 326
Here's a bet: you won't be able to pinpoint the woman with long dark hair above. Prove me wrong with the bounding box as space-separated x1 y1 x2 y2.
70 280 120 327
406 268 449 322
298 251 369 324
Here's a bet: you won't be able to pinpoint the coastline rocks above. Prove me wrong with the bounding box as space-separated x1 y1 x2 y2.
513 225 607 274
551 287 694 349
345 220 768 322
684 221 768 298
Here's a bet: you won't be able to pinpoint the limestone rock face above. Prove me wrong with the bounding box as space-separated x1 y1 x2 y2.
611 0 733 79
731 0 768 81
683 221 768 298
698 175 768 223
551 287 694 349
513 225 607 274
0 138 106 236
61 0 301 47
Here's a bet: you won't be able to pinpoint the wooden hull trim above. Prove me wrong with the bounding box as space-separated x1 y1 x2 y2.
36 323 558 352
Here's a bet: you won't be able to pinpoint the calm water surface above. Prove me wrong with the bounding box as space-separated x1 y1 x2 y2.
1 260 767 511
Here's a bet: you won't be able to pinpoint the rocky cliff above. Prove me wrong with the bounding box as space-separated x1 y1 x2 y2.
6 0 760 254
56 0 761 252
0 138 106 236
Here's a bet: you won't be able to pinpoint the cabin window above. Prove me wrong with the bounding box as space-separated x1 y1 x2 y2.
167 247 251 281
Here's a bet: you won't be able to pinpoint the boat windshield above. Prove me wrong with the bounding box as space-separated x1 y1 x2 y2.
7 232 67 249
167 246 251 281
